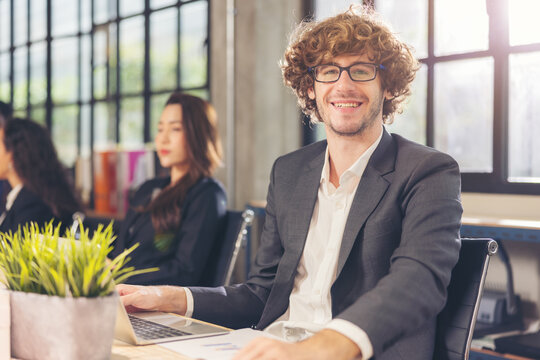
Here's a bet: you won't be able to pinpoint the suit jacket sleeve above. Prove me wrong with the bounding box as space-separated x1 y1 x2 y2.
335 150 462 356
190 161 282 329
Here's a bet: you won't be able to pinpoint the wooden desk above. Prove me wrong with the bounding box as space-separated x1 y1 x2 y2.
111 340 192 359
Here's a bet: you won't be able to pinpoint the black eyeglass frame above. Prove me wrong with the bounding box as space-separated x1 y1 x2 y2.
308 62 386 83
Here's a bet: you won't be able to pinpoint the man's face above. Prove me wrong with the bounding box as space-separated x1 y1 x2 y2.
308 53 389 138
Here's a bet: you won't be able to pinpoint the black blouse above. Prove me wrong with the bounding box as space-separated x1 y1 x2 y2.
110 176 227 286
0 187 63 234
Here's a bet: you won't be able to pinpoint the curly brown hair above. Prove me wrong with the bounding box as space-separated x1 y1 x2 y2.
281 6 419 124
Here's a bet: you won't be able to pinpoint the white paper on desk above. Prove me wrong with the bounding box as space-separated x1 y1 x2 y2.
159 328 278 360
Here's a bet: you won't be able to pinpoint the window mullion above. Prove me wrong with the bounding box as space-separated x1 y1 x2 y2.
425 0 434 147
45 0 52 129
488 0 510 184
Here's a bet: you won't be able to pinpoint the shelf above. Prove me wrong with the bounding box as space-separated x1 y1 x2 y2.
461 217 540 244
471 347 535 360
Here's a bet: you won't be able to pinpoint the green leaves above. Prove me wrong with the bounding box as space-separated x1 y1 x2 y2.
0 221 157 297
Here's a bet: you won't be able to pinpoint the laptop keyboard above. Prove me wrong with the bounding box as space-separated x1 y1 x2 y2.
128 314 191 340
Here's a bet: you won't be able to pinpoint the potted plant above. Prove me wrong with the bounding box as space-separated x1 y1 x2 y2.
0 221 156 360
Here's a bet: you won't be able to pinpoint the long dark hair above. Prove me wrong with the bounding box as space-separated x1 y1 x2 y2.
3 118 81 221
145 93 222 234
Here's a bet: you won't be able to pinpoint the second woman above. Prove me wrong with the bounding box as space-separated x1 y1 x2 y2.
110 93 227 286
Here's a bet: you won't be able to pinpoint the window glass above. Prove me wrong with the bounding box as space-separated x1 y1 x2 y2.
29 42 47 105
434 0 488 56
93 29 107 99
30 106 46 125
386 64 427 144
81 0 92 33
508 52 540 181
30 0 46 42
12 109 26 118
151 8 178 91
81 35 91 101
375 0 428 59
120 16 144 94
109 23 118 95
81 104 91 156
120 97 144 147
94 0 113 25
52 0 78 37
151 0 177 9
94 101 116 148
434 58 493 173
13 48 28 110
509 0 540 46
52 105 78 166
13 0 27 47
52 37 78 103
0 52 10 101
0 0 10 51
150 93 171 139
180 1 208 88
120 0 144 17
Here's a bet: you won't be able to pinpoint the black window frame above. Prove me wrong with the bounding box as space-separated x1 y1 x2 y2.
303 0 540 195
0 0 211 209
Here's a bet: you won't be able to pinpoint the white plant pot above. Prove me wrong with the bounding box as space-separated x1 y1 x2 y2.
9 291 118 360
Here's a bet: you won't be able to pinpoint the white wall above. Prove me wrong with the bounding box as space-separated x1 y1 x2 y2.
210 0 302 209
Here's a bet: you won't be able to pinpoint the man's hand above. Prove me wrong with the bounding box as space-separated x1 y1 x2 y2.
232 329 362 360
116 284 188 315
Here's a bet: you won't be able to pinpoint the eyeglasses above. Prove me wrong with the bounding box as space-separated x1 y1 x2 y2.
308 62 385 83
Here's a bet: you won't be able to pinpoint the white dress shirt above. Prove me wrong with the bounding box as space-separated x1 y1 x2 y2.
186 130 383 359
264 130 382 359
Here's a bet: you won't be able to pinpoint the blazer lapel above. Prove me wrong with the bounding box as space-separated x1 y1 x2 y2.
285 149 325 262
257 144 325 328
336 130 396 278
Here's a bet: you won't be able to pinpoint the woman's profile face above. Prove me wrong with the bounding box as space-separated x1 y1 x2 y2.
155 104 189 173
0 129 13 180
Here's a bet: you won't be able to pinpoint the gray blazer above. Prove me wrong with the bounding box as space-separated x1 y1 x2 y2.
190 130 462 360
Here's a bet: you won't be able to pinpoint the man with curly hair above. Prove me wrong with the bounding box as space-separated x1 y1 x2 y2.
118 6 462 360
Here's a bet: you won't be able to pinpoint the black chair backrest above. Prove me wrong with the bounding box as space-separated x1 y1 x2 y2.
202 209 254 287
433 238 498 360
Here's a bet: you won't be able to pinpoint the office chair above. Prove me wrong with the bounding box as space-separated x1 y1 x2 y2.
202 209 255 287
433 238 498 360
71 212 121 239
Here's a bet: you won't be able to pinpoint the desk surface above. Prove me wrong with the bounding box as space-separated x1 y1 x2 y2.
111 340 192 359
461 217 540 243
463 217 540 230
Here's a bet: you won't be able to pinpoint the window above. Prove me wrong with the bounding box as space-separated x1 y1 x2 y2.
309 0 540 194
0 0 210 207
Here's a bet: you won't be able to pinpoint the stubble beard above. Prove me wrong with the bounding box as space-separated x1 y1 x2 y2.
317 91 385 138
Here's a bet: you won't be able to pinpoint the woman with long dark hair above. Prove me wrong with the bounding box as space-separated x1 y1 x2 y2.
110 92 227 286
0 118 81 233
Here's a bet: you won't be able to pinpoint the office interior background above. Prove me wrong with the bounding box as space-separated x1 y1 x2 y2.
1 0 540 323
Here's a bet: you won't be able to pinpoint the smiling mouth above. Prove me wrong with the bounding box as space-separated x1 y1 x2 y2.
332 102 361 108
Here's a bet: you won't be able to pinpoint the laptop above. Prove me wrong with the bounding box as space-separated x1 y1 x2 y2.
114 300 230 345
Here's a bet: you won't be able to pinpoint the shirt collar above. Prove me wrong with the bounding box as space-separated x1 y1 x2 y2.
320 128 384 188
5 184 23 211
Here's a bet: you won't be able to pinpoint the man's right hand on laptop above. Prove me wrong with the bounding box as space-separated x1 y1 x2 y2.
117 284 188 315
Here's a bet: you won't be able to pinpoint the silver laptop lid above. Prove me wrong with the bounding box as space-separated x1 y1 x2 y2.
114 300 229 345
